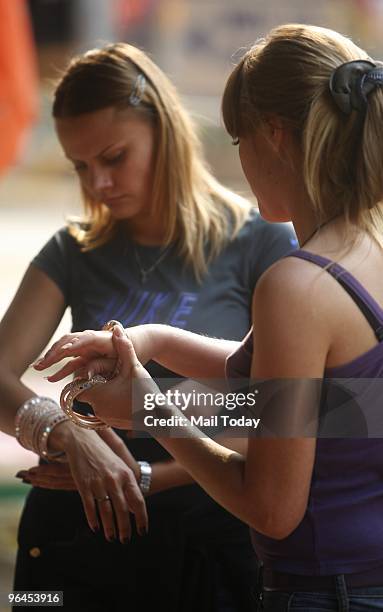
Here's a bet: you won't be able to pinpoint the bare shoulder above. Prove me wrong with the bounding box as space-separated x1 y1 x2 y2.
251 256 332 377
253 255 332 312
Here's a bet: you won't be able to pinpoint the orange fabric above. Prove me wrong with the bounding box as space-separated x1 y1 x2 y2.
117 0 155 26
0 0 38 174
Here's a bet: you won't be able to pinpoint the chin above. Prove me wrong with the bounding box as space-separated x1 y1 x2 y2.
105 204 141 220
257 201 291 223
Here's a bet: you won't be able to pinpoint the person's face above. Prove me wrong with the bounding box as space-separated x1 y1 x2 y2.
55 107 156 221
238 124 293 222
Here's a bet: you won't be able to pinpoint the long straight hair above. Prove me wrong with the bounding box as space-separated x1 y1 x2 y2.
53 43 252 281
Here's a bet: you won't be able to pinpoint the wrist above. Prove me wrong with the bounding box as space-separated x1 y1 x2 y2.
48 420 97 453
15 396 68 460
145 324 168 360
129 459 141 483
47 420 75 453
146 461 194 496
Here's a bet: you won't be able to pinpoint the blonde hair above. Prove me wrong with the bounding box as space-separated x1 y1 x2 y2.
53 43 251 281
222 24 383 246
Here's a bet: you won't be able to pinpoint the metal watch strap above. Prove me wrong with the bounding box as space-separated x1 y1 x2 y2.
137 461 152 494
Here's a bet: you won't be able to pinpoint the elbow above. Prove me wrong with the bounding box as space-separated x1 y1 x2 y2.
259 523 297 541
248 507 305 540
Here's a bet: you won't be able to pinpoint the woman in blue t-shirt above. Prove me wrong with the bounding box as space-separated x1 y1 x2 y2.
36 24 383 611
0 43 295 610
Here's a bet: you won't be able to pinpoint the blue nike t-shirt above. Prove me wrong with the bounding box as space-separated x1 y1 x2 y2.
32 208 297 461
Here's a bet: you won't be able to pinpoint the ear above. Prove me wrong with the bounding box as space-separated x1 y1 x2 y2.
262 115 287 153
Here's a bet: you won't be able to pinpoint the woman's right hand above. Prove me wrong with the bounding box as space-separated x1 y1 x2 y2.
46 422 148 542
33 324 158 382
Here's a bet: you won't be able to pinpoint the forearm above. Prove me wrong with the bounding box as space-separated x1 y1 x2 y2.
149 460 194 495
142 324 239 379
157 430 250 523
141 396 250 523
148 435 247 496
0 367 36 436
0 266 66 436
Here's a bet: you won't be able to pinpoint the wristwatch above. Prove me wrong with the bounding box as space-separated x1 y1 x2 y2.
137 461 152 494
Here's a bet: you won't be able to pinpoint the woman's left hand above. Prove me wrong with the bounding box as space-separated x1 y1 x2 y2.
76 326 161 429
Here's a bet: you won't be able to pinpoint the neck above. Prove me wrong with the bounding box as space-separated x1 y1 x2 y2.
292 207 351 253
298 216 338 248
289 200 319 247
121 215 168 246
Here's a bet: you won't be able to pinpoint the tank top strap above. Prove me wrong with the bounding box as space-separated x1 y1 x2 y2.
288 250 383 342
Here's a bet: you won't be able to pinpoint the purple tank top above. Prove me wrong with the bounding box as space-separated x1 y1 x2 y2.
226 250 383 575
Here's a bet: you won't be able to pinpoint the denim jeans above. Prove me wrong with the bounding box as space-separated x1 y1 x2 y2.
258 576 383 611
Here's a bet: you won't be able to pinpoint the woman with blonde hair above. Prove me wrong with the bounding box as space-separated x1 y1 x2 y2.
0 42 295 610
38 24 383 610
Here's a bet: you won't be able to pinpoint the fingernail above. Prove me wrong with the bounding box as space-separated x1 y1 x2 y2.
90 525 99 533
62 343 72 350
31 358 44 368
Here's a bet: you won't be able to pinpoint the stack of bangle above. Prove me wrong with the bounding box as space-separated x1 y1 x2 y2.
15 396 69 461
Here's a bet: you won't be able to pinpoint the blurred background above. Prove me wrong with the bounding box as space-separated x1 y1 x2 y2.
1 0 383 606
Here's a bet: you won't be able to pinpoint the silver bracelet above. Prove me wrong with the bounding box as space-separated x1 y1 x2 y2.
15 396 69 461
137 461 152 495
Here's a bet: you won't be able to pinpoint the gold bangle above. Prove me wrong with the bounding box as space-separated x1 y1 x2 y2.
60 375 108 430
102 319 125 333
59 320 125 430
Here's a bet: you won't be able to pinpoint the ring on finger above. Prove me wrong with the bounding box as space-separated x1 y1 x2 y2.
95 495 111 503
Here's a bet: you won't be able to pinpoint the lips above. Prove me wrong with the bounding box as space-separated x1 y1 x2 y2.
103 195 127 205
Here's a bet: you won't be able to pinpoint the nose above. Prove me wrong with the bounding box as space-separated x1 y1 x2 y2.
89 167 114 196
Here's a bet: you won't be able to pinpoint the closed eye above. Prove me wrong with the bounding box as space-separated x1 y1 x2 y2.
72 161 87 172
104 151 126 165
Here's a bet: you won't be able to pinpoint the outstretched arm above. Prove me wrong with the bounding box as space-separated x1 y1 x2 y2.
34 324 240 382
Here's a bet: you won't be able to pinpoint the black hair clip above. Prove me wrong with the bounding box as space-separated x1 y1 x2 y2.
329 59 383 115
